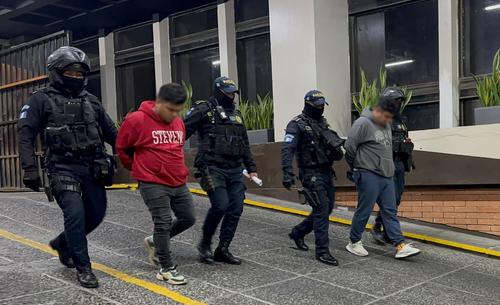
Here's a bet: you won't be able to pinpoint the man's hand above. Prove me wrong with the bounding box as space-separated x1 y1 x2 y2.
346 171 354 183
282 173 295 190
23 170 41 192
249 172 258 179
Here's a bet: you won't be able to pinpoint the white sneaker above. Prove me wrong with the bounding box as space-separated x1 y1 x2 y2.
346 241 369 257
395 243 421 259
156 266 187 285
144 236 159 266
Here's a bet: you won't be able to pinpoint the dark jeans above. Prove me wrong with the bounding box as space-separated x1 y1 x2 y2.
139 182 195 268
51 164 107 270
201 166 245 246
374 160 406 229
350 169 405 246
291 170 335 256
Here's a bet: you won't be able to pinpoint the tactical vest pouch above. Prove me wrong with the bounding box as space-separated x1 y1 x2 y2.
399 141 414 157
319 129 345 161
45 126 78 153
210 125 245 157
92 155 116 186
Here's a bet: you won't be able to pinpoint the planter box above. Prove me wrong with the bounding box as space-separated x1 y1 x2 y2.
247 129 274 144
474 106 500 125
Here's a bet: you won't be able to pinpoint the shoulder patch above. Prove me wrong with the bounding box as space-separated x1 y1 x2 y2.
284 134 295 143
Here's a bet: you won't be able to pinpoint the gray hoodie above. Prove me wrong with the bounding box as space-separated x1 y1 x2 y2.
345 108 394 178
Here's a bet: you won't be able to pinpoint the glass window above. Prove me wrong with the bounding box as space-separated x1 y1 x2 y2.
170 7 218 38
171 47 221 101
402 103 439 130
114 24 153 52
235 0 269 23
353 0 439 89
236 34 273 102
462 0 500 75
116 59 156 119
348 0 406 13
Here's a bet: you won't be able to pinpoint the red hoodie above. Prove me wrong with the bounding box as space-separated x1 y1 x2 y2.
116 101 189 187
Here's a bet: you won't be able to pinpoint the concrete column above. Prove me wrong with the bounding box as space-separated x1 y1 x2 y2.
153 15 172 90
98 30 118 121
269 0 351 139
438 0 460 128
217 0 238 83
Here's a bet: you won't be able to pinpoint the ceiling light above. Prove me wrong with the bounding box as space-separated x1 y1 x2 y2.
385 59 414 68
485 3 500 11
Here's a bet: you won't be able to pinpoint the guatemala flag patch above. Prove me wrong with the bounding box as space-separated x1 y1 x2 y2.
284 134 295 143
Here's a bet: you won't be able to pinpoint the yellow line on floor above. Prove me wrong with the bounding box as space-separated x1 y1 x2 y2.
0 228 206 305
188 187 500 258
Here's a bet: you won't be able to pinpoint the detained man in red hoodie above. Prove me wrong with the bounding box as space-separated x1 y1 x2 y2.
116 83 195 285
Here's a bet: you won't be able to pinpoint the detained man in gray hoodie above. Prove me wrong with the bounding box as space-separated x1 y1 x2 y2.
344 97 420 259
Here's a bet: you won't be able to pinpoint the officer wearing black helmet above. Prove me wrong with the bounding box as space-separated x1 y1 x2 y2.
370 86 415 244
184 76 257 265
281 90 345 266
17 46 117 288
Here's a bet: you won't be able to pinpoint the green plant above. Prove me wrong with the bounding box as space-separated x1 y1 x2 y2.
352 67 412 114
473 49 500 107
180 80 193 118
239 93 274 130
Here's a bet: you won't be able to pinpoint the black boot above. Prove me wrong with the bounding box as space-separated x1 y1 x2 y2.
214 241 241 265
197 242 214 265
316 253 339 266
49 238 75 268
288 232 309 251
77 267 99 288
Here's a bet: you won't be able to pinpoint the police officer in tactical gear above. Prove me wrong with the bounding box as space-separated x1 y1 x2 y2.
281 90 344 266
370 86 415 244
18 46 117 288
184 76 257 265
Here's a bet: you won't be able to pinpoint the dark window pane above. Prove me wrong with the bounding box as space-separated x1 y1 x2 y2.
171 47 221 101
348 0 407 13
116 59 156 119
115 24 153 52
171 7 218 38
86 72 101 101
463 0 500 75
402 103 439 130
237 34 272 102
461 99 482 126
235 0 269 23
353 0 439 88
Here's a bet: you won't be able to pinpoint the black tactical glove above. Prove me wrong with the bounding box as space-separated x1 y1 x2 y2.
346 170 354 183
23 170 41 192
282 173 295 190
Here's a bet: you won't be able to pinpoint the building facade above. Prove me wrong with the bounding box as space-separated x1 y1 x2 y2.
1 0 500 235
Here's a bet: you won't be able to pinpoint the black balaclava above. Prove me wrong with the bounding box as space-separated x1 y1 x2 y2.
303 103 324 120
214 88 235 109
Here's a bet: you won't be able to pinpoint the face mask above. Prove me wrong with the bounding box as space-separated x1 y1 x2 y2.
62 75 86 94
303 103 324 120
214 89 234 107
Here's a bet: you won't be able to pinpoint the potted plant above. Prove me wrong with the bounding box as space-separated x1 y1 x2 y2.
473 49 500 125
240 93 274 144
352 67 412 115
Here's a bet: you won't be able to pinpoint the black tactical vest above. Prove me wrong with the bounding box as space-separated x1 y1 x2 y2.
41 88 104 161
295 114 340 168
197 101 248 158
392 118 409 155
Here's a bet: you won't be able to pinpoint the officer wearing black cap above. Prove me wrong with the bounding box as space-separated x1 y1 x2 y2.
17 46 117 288
281 90 344 266
371 86 415 244
184 76 257 265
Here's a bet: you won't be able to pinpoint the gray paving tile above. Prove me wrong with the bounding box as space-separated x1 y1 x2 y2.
312 263 425 297
433 268 500 299
137 272 232 302
371 282 499 305
91 249 154 276
89 221 148 251
0 238 53 264
0 268 64 300
209 294 271 305
181 260 295 291
469 255 500 278
244 276 375 305
0 288 116 305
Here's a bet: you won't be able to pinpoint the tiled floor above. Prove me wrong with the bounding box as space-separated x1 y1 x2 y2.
0 190 499 305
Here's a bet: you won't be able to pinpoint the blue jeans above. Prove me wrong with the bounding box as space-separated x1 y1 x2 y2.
201 166 246 245
374 160 406 229
292 170 335 256
350 169 405 246
50 164 107 270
